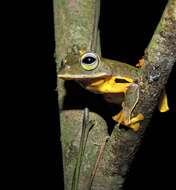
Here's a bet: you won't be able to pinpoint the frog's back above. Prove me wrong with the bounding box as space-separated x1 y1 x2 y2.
102 58 140 81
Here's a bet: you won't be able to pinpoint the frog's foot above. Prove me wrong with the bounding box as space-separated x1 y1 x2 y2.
112 111 144 131
136 57 144 68
112 110 124 124
128 115 144 131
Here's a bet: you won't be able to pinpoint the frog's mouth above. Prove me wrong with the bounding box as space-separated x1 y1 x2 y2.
57 72 110 80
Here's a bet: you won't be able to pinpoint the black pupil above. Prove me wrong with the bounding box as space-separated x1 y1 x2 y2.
82 56 96 64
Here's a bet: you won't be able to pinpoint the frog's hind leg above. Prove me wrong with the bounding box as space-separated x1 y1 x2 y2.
113 83 140 124
113 83 144 131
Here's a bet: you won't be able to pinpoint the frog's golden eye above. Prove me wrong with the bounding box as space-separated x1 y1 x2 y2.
80 52 99 71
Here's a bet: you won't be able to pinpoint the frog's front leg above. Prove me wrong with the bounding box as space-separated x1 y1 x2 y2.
113 83 144 131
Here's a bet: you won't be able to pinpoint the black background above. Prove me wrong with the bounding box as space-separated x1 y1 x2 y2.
6 0 176 189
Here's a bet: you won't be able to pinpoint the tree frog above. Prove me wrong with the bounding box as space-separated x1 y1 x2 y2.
58 48 144 131
58 49 169 131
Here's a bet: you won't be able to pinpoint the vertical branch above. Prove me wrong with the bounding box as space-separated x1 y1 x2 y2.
53 1 108 190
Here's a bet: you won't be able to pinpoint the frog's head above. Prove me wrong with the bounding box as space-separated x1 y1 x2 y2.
58 51 112 81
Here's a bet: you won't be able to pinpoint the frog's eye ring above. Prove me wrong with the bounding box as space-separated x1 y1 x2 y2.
80 52 99 71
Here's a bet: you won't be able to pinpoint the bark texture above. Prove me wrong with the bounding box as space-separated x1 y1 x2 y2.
54 0 176 189
95 1 176 189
